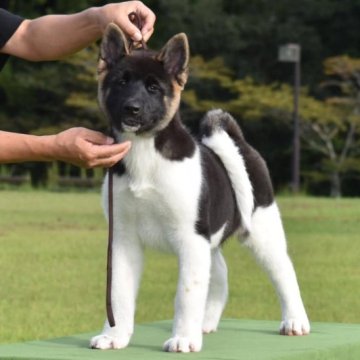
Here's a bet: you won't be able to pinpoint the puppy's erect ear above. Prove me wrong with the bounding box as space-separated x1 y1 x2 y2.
156 33 190 88
98 23 130 74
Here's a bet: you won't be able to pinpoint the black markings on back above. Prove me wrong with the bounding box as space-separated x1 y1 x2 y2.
200 110 274 210
196 146 240 241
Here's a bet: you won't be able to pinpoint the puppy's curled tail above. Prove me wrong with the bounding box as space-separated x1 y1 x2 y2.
200 109 254 233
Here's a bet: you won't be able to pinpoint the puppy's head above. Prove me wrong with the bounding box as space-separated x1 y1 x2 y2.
98 24 189 136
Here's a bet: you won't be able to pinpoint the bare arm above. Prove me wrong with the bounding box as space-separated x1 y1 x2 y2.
0 2 155 167
0 128 131 168
1 1 155 61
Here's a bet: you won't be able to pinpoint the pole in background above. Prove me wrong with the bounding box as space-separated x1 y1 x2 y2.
278 43 301 193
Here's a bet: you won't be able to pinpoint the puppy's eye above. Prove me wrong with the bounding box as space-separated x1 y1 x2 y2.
117 77 128 86
147 83 160 93
146 77 161 93
115 71 130 87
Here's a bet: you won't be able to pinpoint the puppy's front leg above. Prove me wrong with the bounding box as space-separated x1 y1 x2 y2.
163 235 211 353
91 235 143 350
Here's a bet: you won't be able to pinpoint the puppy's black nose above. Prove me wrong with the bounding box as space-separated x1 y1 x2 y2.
124 102 141 115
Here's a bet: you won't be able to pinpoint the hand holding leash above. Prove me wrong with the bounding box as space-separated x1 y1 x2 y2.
128 11 148 50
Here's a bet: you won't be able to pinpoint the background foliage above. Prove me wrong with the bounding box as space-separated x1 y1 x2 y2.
1 0 360 196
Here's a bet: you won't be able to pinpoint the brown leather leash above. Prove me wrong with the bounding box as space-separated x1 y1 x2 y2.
106 12 147 328
106 165 115 327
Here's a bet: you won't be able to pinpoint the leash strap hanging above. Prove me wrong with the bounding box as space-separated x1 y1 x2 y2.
106 165 116 327
106 12 146 329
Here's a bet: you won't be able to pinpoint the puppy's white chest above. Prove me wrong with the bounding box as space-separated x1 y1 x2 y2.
132 191 173 251
107 137 202 252
128 177 154 198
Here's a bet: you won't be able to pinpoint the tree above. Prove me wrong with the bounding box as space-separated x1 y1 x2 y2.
310 55 360 197
182 56 360 196
148 0 360 86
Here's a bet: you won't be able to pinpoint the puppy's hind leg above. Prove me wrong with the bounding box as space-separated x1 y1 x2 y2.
202 248 228 334
243 203 310 336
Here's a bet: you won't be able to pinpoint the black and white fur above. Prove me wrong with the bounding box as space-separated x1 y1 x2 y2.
90 24 310 353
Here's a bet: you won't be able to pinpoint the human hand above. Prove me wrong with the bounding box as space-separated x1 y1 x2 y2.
95 1 156 42
51 127 131 168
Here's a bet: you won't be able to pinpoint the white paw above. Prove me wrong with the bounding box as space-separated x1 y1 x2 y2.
90 334 130 350
203 325 217 334
202 318 219 334
280 317 310 336
163 336 202 353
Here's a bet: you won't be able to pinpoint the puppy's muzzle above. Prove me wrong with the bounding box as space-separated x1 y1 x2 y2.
124 100 141 116
121 100 143 132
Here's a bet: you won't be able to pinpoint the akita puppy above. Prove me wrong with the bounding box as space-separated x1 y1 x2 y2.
90 24 310 353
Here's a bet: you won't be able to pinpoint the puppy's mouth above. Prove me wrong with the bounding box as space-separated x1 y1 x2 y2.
122 123 141 132
115 116 158 135
121 118 142 133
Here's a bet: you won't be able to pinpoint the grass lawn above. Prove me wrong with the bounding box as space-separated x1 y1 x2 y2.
0 190 359 344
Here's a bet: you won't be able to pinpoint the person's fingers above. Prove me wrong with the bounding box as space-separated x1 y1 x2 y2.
137 7 156 38
125 2 156 41
142 27 154 43
82 141 132 168
119 17 142 41
79 128 115 145
90 150 130 168
53 128 131 168
91 141 131 159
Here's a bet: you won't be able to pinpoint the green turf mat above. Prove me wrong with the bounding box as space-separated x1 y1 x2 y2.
1 319 360 360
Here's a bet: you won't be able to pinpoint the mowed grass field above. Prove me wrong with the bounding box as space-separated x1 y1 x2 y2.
0 190 359 344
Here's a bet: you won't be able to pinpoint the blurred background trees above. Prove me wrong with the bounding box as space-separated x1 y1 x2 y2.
1 0 360 195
